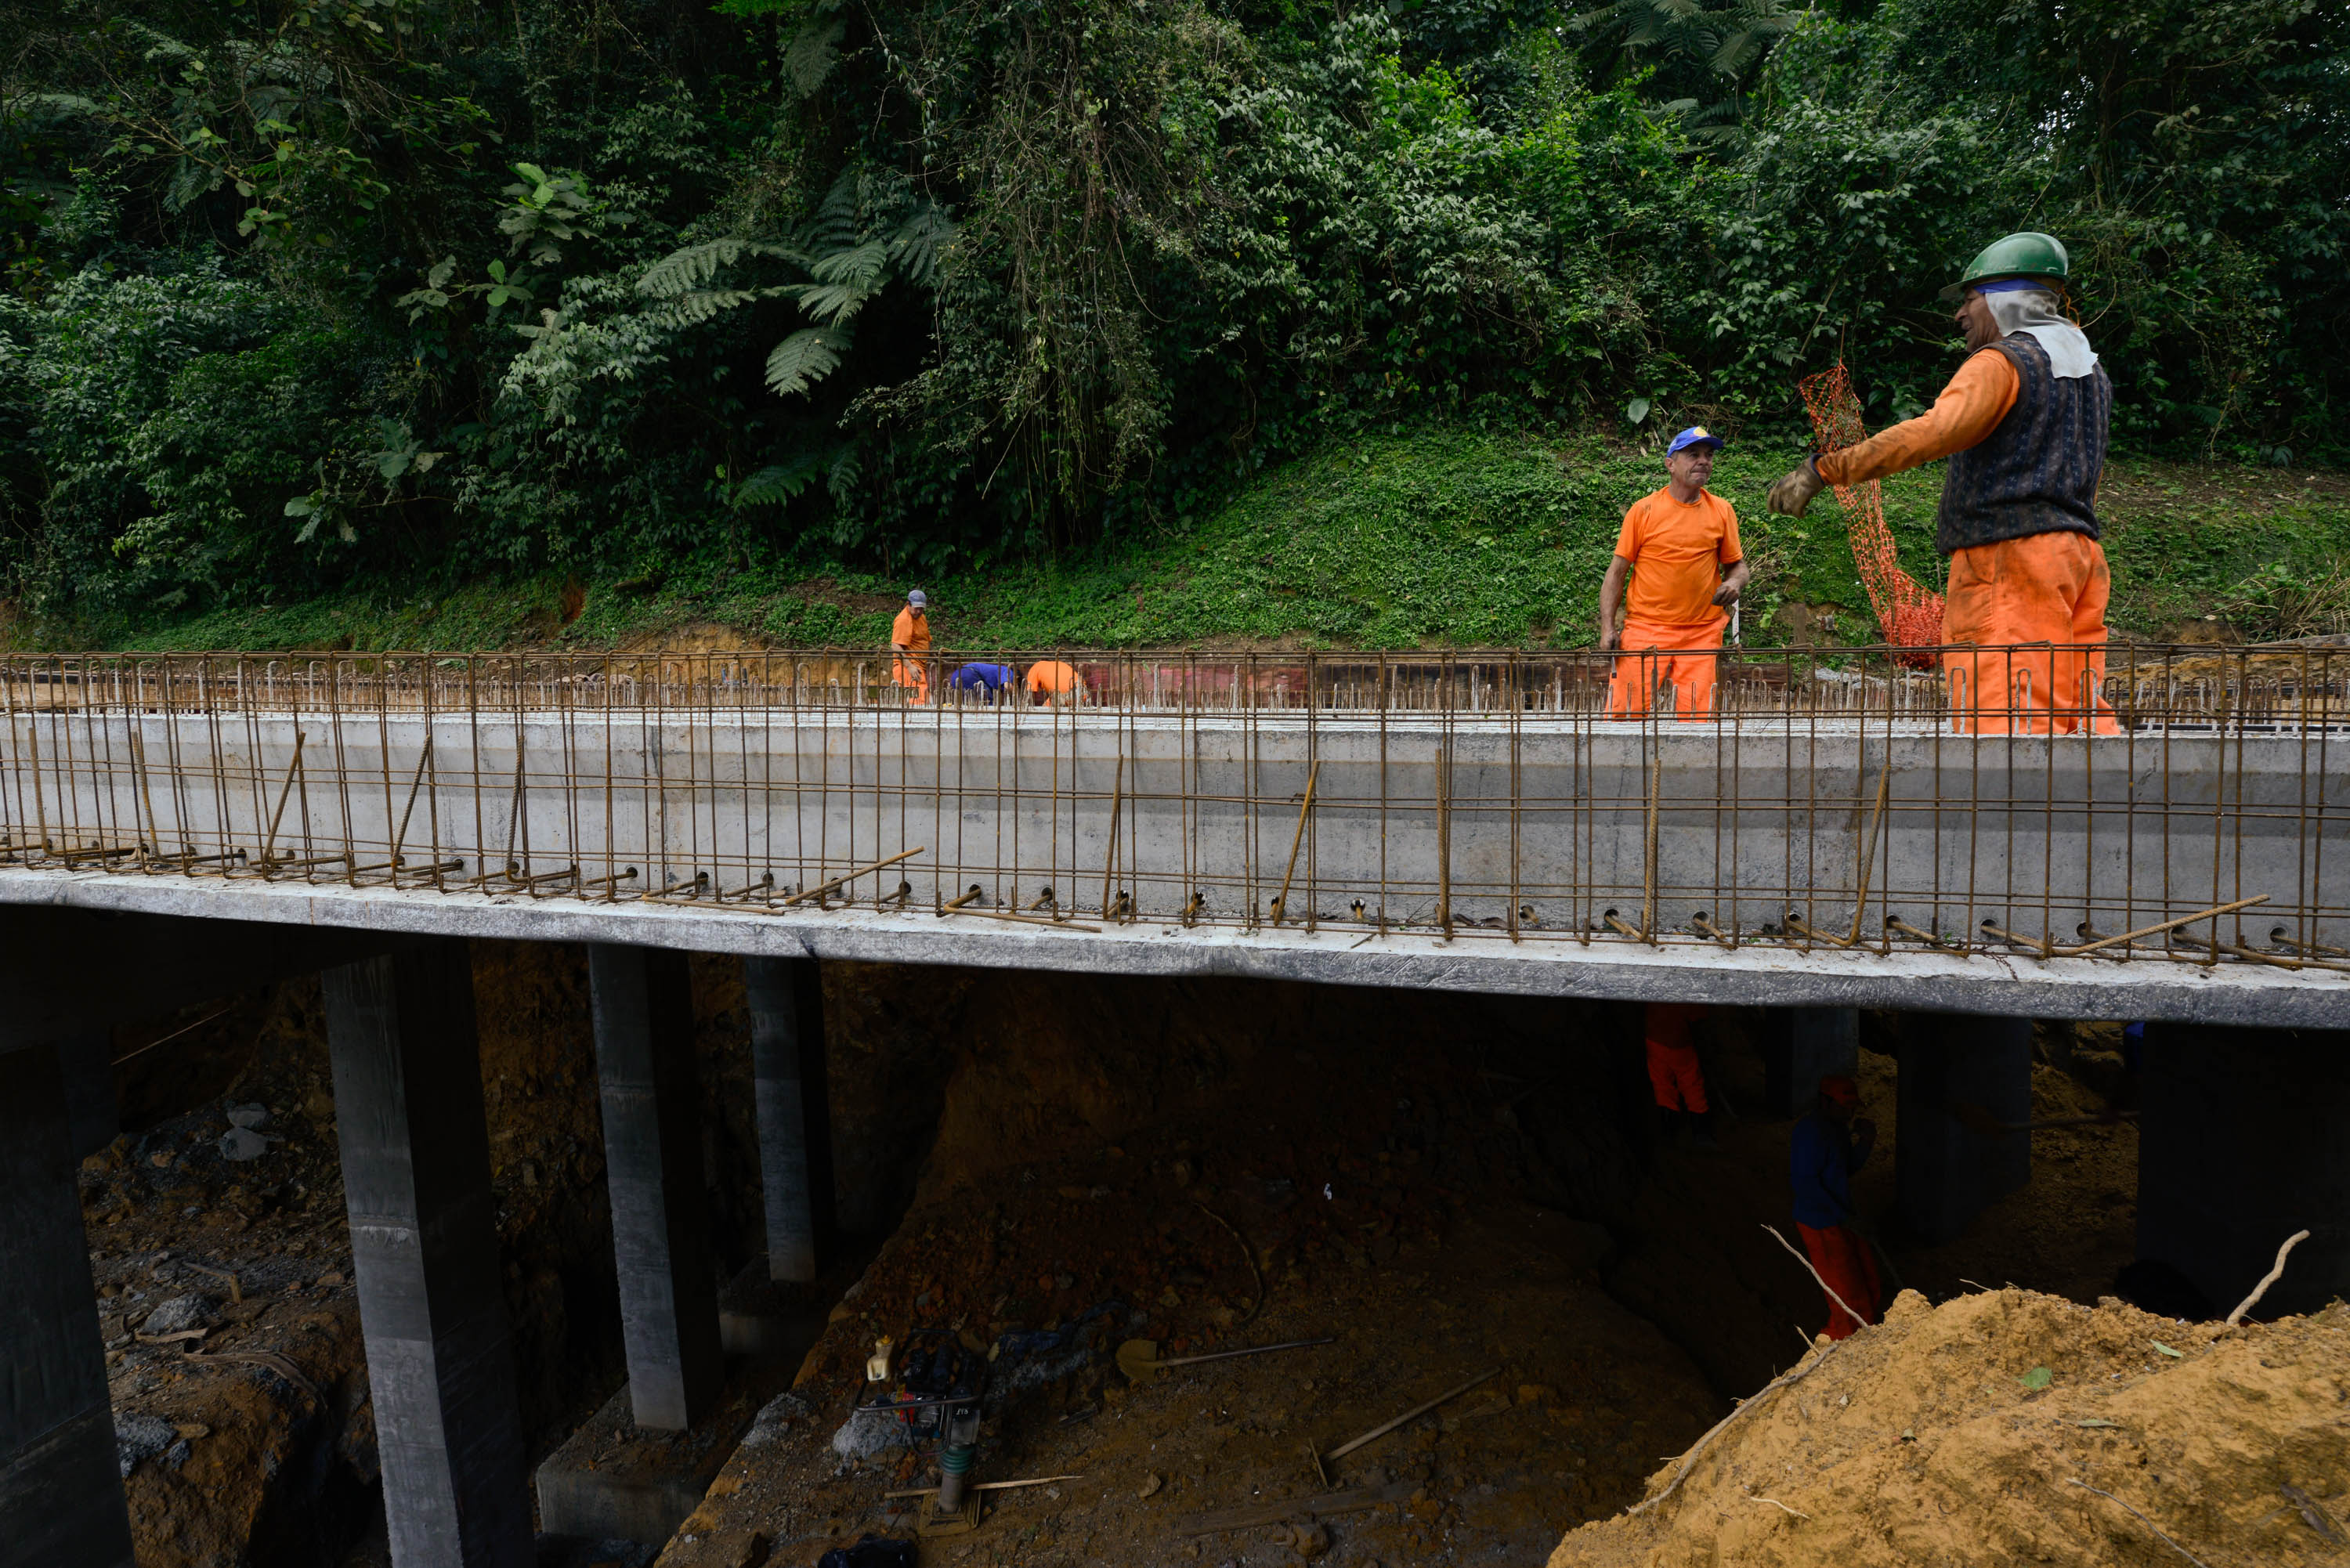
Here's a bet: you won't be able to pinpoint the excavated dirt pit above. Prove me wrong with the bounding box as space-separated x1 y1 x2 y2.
82 949 2328 1568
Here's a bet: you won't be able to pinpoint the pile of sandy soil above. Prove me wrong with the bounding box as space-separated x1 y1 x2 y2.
1551 1287 2350 1568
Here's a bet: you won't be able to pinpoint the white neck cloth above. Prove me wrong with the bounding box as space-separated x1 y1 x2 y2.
1987 288 2099 379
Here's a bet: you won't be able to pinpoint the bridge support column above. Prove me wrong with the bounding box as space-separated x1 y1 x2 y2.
2138 1024 2349 1320
324 941 532 1568
56 1030 118 1162
1766 1007 1859 1117
746 955 833 1284
0 1040 135 1568
586 945 722 1430
1897 1013 2031 1244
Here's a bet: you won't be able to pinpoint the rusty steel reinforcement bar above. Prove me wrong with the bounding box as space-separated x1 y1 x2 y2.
0 645 2343 988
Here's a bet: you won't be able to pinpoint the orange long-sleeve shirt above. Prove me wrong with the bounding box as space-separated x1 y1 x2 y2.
1814 349 2019 488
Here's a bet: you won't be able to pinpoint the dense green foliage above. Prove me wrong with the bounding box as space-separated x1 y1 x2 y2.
0 0 2342 637
106 427 2350 652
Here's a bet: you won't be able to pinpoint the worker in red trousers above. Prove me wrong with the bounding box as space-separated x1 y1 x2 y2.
1790 1075 1882 1339
1644 1003 1716 1148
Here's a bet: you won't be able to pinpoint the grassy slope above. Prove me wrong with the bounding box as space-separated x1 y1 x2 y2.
59 429 2350 653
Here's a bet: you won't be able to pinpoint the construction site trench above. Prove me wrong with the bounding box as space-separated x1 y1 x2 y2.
70 943 2350 1568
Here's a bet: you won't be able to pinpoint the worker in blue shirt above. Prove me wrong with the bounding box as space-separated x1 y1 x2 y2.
1789 1075 1882 1339
945 662 1018 703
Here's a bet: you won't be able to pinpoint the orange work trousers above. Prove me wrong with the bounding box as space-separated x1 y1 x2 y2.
1797 1220 1883 1340
1941 531 2118 735
1644 1003 1709 1112
892 652 931 704
1609 620 1723 721
1646 1042 1708 1114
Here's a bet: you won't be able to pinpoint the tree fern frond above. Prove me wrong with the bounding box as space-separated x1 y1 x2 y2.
732 450 827 508
784 17 846 97
889 203 957 287
636 239 804 298
664 287 763 324
810 239 887 290
765 323 854 397
797 283 873 325
800 172 862 255
826 445 862 508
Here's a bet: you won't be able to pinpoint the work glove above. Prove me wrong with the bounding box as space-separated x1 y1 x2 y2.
1768 458 1827 518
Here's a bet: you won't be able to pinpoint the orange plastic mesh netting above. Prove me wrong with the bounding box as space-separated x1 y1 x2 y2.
1799 363 1944 648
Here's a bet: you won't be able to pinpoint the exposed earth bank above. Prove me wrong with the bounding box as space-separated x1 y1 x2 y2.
1551 1289 2350 1568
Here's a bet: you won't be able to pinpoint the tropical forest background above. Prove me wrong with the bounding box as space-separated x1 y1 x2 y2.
0 0 2344 650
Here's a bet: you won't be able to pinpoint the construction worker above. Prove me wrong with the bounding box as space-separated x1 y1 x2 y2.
945 661 1017 703
890 589 931 705
1025 659 1081 706
1600 428 1750 720
1767 233 2117 735
1789 1075 1881 1339
1644 1003 1716 1147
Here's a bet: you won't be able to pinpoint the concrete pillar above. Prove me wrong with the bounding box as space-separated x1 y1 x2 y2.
2138 1024 2349 1320
587 945 722 1431
56 1031 119 1162
1765 1007 1859 1117
746 955 835 1284
1896 1012 2032 1245
0 1042 135 1568
323 942 531 1568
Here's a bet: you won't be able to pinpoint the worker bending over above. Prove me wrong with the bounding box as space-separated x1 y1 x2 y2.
1768 232 2116 735
1600 428 1750 720
1026 659 1081 706
1789 1075 1881 1339
890 589 931 705
1644 1003 1716 1147
946 661 1017 703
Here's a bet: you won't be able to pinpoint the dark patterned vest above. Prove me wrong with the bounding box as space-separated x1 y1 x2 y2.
1935 334 2110 556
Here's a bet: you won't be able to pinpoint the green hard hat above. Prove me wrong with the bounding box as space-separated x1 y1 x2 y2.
1941 232 2070 300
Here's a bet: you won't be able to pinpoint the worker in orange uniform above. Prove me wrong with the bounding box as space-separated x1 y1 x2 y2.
1789 1075 1881 1339
1600 428 1750 720
1644 1002 1716 1147
890 588 931 705
1767 233 2117 735
1025 659 1081 706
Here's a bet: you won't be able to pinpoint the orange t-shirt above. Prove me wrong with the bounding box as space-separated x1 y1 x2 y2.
891 607 930 652
1614 487 1742 633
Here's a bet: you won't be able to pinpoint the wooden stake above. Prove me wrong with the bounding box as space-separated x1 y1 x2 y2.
1320 1368 1497 1465
1270 761 1319 927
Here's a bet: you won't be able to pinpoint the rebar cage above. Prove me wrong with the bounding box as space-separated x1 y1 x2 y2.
2 644 2344 973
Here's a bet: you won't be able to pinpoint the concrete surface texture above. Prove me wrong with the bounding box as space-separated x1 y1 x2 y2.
0 1039 136 1568
5 709 2340 945
322 943 533 1568
0 865 2344 1028
586 943 725 1431
4 709 2346 1024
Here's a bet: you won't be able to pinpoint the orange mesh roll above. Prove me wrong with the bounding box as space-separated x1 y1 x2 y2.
1799 363 1944 649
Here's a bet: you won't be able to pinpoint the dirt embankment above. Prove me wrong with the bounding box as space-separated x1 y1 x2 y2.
1553 1288 2350 1568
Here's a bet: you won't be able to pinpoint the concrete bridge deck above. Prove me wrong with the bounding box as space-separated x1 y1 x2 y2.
3 666 2345 1023
0 858 2342 1027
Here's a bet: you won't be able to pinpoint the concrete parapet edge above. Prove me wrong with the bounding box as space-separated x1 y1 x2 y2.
1 869 2344 1028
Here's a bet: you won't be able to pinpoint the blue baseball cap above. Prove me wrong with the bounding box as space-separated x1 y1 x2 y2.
1666 426 1724 457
